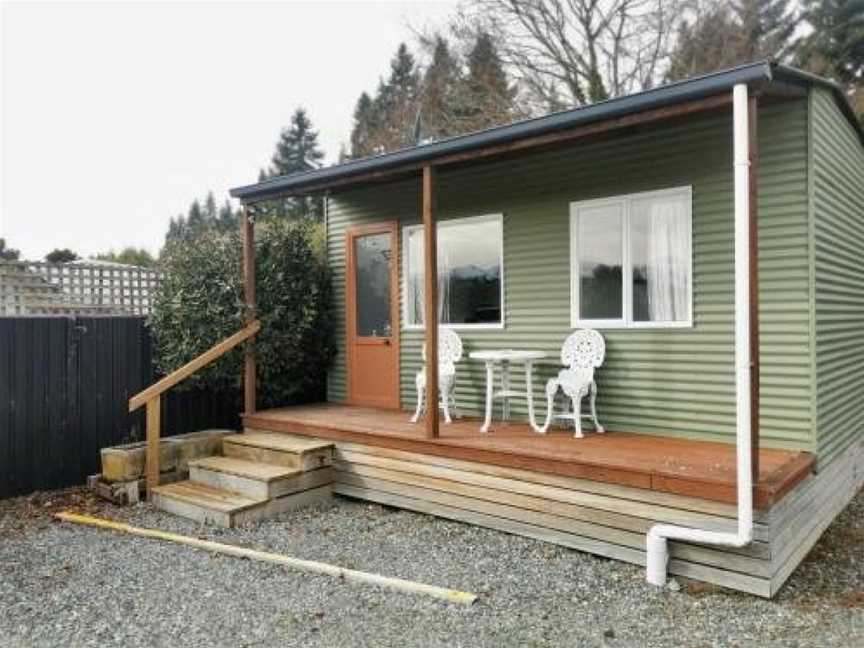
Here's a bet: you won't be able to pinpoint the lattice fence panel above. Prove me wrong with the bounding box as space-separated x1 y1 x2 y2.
0 261 162 316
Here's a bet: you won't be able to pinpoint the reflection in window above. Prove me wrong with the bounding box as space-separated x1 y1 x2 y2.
405 215 503 327
578 203 623 320
354 233 392 337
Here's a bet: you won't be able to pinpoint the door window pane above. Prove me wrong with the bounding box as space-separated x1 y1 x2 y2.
354 233 391 337
405 216 503 326
631 195 690 322
578 203 623 320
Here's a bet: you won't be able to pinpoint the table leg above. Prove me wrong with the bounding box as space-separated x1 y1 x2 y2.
501 360 511 421
525 360 540 433
481 360 494 434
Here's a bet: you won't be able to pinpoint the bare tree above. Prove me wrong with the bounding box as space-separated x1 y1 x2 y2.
458 0 683 112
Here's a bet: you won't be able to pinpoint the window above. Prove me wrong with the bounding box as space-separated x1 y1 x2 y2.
570 187 692 328
353 232 393 337
403 214 504 329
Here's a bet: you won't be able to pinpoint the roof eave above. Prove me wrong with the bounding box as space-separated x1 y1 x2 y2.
231 61 797 203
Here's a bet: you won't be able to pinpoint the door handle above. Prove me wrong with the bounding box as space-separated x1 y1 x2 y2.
383 339 390 345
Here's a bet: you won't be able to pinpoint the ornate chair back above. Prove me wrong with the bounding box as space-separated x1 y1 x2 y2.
422 328 464 375
561 328 606 372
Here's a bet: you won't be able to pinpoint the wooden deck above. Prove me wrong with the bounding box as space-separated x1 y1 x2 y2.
243 404 814 510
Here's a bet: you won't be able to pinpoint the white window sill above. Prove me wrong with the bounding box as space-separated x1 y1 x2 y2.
572 319 694 330
404 323 505 332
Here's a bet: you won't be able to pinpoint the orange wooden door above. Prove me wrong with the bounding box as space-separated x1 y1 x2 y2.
346 222 400 409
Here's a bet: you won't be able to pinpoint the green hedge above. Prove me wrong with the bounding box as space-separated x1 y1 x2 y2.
151 220 335 409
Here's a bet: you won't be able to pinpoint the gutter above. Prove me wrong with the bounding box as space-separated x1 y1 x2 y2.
645 83 754 587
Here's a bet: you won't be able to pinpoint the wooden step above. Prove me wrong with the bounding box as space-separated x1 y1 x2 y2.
151 480 333 528
151 481 266 527
189 456 334 499
224 431 333 471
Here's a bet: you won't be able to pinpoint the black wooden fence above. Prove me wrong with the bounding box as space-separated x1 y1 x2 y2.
0 317 240 498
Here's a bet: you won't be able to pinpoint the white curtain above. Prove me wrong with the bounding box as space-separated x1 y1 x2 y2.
437 246 452 324
647 198 689 321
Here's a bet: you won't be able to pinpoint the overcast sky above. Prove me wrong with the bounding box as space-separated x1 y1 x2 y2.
0 1 457 260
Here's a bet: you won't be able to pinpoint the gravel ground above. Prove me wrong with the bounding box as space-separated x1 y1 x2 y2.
1 486 863 648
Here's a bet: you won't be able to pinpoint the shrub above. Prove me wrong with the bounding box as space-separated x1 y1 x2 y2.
151 220 335 409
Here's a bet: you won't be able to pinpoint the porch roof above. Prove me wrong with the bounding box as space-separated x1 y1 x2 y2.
230 61 860 204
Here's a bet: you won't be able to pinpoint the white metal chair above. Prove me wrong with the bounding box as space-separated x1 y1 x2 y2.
410 329 463 425
538 329 605 438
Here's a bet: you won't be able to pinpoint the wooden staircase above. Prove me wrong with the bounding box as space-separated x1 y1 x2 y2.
151 431 334 527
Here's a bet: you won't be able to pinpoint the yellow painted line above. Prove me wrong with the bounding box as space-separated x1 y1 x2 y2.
55 511 477 605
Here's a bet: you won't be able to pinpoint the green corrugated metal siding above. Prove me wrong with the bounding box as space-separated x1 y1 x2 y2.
811 88 864 465
327 98 813 449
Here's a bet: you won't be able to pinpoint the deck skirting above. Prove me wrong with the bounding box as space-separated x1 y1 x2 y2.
319 439 863 598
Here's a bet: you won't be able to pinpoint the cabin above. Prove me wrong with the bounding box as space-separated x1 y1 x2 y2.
136 61 864 598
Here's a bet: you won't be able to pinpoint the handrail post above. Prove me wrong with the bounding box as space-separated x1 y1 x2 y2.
145 396 161 494
242 206 257 415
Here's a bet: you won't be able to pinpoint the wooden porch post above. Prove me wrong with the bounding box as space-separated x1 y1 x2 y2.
748 96 760 482
145 396 161 494
242 206 257 415
422 166 439 439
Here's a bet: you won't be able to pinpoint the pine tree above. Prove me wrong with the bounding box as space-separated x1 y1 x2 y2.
204 192 217 222
268 108 324 177
796 0 864 87
163 192 240 251
354 43 420 155
461 31 517 131
350 92 376 158
796 0 864 122
734 0 798 61
216 199 238 232
381 43 420 149
666 0 798 82
666 4 742 81
187 200 205 238
419 36 463 141
261 108 325 221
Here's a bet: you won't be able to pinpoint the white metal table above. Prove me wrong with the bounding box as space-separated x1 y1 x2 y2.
469 349 547 434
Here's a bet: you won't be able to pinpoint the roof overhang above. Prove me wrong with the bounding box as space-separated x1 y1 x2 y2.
231 61 860 204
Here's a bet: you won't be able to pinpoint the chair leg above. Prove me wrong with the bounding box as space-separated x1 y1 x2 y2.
410 380 425 424
537 380 558 434
571 396 584 438
590 381 604 433
450 386 460 420
441 379 452 424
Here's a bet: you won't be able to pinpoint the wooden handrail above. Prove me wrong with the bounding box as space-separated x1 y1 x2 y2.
129 320 261 412
129 319 260 495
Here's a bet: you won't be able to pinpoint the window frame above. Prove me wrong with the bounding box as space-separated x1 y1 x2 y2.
402 212 505 331
569 186 693 330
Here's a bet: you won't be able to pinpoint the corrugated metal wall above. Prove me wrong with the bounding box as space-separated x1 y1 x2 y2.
811 88 864 466
327 97 813 449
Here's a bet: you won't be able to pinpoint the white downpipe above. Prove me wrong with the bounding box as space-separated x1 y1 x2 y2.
645 83 754 587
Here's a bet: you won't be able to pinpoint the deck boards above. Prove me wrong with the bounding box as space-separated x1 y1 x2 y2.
243 404 814 508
